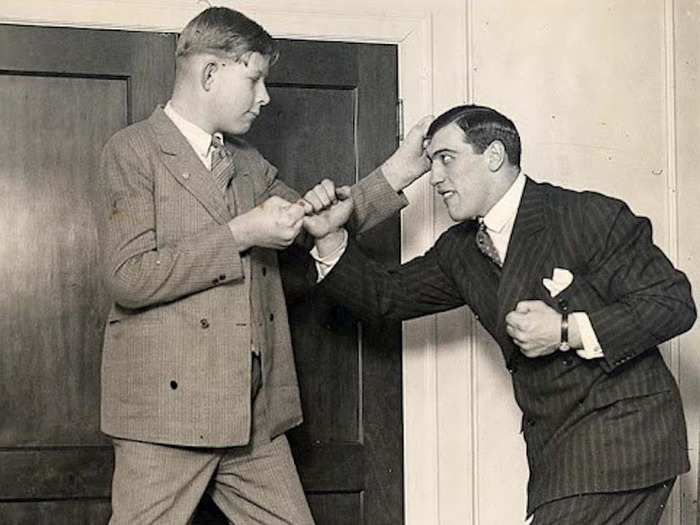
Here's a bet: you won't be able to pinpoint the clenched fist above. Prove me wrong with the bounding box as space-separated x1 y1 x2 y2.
505 300 562 358
303 185 354 239
228 196 306 251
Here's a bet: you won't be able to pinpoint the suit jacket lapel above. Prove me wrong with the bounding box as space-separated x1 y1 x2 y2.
495 179 554 340
150 108 232 225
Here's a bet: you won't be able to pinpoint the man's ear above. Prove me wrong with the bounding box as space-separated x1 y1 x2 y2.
201 61 218 92
486 140 506 172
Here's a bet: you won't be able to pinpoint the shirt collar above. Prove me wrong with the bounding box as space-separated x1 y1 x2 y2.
164 101 221 160
482 171 526 233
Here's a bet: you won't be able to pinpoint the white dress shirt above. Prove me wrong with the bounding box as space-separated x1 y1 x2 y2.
163 102 223 170
481 173 603 359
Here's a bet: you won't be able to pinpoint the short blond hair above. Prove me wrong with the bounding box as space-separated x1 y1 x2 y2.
176 7 278 64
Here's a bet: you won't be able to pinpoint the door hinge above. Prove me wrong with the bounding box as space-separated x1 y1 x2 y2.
396 98 405 142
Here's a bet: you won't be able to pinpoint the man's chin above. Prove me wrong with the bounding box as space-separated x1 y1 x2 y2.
224 121 253 136
444 206 467 223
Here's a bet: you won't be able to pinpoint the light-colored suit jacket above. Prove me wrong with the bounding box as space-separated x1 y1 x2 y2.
99 107 406 447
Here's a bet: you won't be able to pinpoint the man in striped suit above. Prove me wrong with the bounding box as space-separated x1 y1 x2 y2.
310 105 696 524
100 7 430 524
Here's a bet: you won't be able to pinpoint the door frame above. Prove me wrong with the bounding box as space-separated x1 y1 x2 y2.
0 2 470 523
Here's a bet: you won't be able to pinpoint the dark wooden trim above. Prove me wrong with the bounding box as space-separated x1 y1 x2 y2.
293 443 365 492
0 447 113 500
267 39 359 87
0 23 175 123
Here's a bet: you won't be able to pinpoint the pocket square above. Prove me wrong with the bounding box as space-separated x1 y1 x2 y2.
542 267 574 297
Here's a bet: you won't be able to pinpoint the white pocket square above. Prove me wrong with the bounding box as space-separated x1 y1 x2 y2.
542 268 574 297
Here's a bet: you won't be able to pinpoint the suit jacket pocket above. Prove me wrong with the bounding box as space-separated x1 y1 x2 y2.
589 365 674 410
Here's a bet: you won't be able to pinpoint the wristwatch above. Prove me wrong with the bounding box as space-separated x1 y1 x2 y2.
559 311 570 352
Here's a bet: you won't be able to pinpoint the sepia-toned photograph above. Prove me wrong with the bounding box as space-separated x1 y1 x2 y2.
1 1 698 523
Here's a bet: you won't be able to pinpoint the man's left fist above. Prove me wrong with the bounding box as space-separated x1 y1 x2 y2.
505 300 561 358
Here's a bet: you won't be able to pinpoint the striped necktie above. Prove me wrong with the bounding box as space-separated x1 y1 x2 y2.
476 218 503 267
210 134 235 192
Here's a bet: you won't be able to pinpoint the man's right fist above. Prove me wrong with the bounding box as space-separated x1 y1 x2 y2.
228 196 306 251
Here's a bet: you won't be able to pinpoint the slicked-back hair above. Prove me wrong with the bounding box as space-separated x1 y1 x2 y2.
427 105 521 167
176 7 278 64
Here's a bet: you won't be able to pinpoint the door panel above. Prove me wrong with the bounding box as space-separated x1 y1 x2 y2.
0 74 124 448
0 27 401 525
249 40 403 525
249 86 357 198
0 24 175 524
2 502 112 523
197 40 403 524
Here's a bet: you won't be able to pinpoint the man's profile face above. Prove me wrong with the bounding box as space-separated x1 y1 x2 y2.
210 51 271 135
427 122 491 221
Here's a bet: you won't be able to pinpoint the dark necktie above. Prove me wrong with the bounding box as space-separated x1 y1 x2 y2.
210 134 235 192
476 219 503 267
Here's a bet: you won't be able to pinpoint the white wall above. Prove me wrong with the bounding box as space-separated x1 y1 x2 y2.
463 0 700 523
674 0 700 523
2 1 697 523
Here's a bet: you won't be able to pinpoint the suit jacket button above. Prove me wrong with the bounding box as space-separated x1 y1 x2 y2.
219 274 226 280
182 172 190 180
262 267 267 276
562 356 573 366
269 313 274 322
200 319 210 329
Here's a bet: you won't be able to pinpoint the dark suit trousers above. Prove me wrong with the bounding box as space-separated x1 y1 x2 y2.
530 478 675 525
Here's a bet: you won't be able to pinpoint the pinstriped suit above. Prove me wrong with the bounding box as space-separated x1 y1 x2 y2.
99 106 406 448
319 177 696 516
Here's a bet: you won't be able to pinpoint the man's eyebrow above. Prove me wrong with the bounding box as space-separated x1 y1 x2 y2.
427 147 456 160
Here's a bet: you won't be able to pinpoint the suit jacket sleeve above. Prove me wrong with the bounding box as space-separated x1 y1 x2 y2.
318 229 466 322
581 196 696 371
263 157 409 301
261 158 408 235
105 131 407 311
102 131 246 310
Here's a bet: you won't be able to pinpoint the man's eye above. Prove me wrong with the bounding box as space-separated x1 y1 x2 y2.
440 154 454 164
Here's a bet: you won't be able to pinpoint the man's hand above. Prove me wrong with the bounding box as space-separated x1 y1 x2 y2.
303 178 338 213
381 115 433 192
228 196 306 251
303 185 354 240
505 300 562 358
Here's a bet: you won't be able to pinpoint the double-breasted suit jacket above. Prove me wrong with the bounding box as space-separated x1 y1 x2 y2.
100 107 406 448
319 177 696 514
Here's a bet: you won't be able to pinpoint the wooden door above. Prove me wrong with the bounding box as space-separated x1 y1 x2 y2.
196 40 403 525
260 40 403 525
0 26 401 524
0 24 175 524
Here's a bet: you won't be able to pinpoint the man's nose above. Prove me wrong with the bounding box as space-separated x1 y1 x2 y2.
258 82 270 106
429 165 442 186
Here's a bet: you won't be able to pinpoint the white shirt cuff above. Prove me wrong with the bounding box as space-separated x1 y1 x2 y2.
310 229 348 282
571 312 604 359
